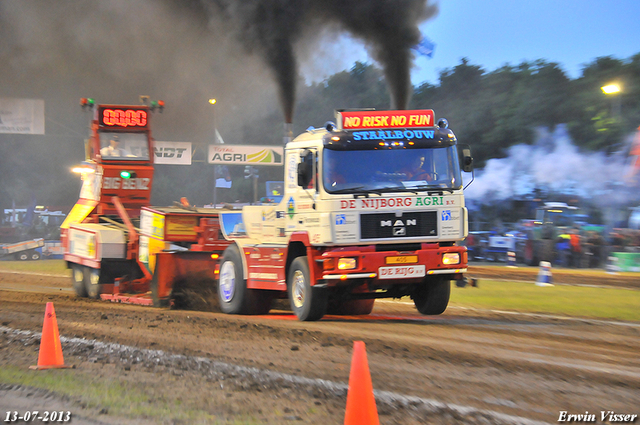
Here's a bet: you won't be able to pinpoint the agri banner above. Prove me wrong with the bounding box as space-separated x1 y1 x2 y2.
0 98 45 134
153 141 192 165
208 145 284 166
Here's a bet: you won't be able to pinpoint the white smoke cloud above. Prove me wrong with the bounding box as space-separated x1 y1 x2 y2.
466 125 637 203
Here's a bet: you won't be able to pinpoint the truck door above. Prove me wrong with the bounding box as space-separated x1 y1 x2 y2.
284 149 319 238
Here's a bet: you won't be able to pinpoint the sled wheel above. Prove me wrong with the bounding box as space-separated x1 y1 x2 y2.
72 264 88 298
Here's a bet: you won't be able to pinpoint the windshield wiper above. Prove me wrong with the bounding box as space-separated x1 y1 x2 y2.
329 186 385 198
329 186 365 194
408 184 456 194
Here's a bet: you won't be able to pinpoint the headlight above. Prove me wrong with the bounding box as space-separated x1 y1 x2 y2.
323 258 336 270
337 257 357 270
442 252 460 265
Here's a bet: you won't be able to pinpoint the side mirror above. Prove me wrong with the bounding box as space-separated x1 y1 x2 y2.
458 144 473 173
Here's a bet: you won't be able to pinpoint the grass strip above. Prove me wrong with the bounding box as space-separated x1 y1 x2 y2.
0 259 69 275
0 365 249 424
450 279 640 322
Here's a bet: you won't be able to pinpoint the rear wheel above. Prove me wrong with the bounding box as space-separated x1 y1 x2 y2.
288 256 327 321
72 264 88 297
524 240 537 266
413 277 450 315
539 239 555 264
85 267 103 299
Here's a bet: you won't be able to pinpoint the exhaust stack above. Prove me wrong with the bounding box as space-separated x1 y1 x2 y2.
283 122 293 146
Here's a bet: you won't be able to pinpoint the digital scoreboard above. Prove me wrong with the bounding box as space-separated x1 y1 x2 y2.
98 106 148 129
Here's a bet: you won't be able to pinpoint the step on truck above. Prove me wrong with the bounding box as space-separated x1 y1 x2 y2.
216 109 474 320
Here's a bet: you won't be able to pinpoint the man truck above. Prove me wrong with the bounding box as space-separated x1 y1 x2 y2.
63 104 473 321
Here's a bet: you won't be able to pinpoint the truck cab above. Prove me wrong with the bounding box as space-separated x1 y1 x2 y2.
218 109 473 320
61 100 161 299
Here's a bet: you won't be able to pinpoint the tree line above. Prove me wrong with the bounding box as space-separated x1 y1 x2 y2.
294 54 640 167
3 53 639 210
155 53 640 205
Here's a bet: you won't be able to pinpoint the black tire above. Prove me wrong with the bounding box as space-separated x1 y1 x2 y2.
15 251 29 261
539 239 555 263
85 267 103 299
288 256 327 321
524 240 537 266
218 245 273 315
150 271 170 308
71 264 88 298
413 277 450 315
30 251 41 261
327 299 375 316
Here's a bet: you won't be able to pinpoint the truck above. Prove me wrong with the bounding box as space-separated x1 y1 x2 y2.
519 202 580 266
63 103 474 321
0 238 45 261
61 99 230 303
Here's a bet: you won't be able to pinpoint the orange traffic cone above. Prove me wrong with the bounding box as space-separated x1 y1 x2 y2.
344 341 379 425
30 302 71 370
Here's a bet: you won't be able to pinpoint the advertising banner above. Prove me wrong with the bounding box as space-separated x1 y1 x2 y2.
153 141 192 165
0 98 45 134
208 145 284 166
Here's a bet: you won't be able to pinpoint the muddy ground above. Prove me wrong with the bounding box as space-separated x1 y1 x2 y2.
1 265 639 424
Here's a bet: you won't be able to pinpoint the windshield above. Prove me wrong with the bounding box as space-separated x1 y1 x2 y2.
323 146 462 193
538 208 579 227
99 132 149 160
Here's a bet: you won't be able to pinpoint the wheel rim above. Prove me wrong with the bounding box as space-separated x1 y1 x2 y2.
89 269 100 285
292 270 306 309
219 261 236 303
73 268 83 284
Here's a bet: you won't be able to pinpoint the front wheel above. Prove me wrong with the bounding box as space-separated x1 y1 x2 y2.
288 256 327 321
218 245 272 315
413 277 450 315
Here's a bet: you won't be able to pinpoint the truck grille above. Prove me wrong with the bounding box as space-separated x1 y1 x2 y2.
360 212 437 239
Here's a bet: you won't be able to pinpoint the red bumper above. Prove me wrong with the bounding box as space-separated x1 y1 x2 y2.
317 244 467 286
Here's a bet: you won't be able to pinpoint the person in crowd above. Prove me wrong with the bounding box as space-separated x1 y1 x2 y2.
556 234 571 267
569 226 582 268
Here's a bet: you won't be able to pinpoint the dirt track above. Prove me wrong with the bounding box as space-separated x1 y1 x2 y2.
1 265 639 424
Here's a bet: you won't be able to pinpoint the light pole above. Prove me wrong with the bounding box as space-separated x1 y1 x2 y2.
209 98 219 208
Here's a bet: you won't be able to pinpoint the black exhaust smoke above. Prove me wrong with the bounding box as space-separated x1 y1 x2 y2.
325 0 438 110
186 0 437 119
283 122 293 146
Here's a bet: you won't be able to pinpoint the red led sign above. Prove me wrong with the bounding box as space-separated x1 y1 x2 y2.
99 107 148 129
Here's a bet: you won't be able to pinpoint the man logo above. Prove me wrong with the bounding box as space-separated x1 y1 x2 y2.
381 219 417 227
393 227 406 236
441 210 452 221
336 214 347 225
